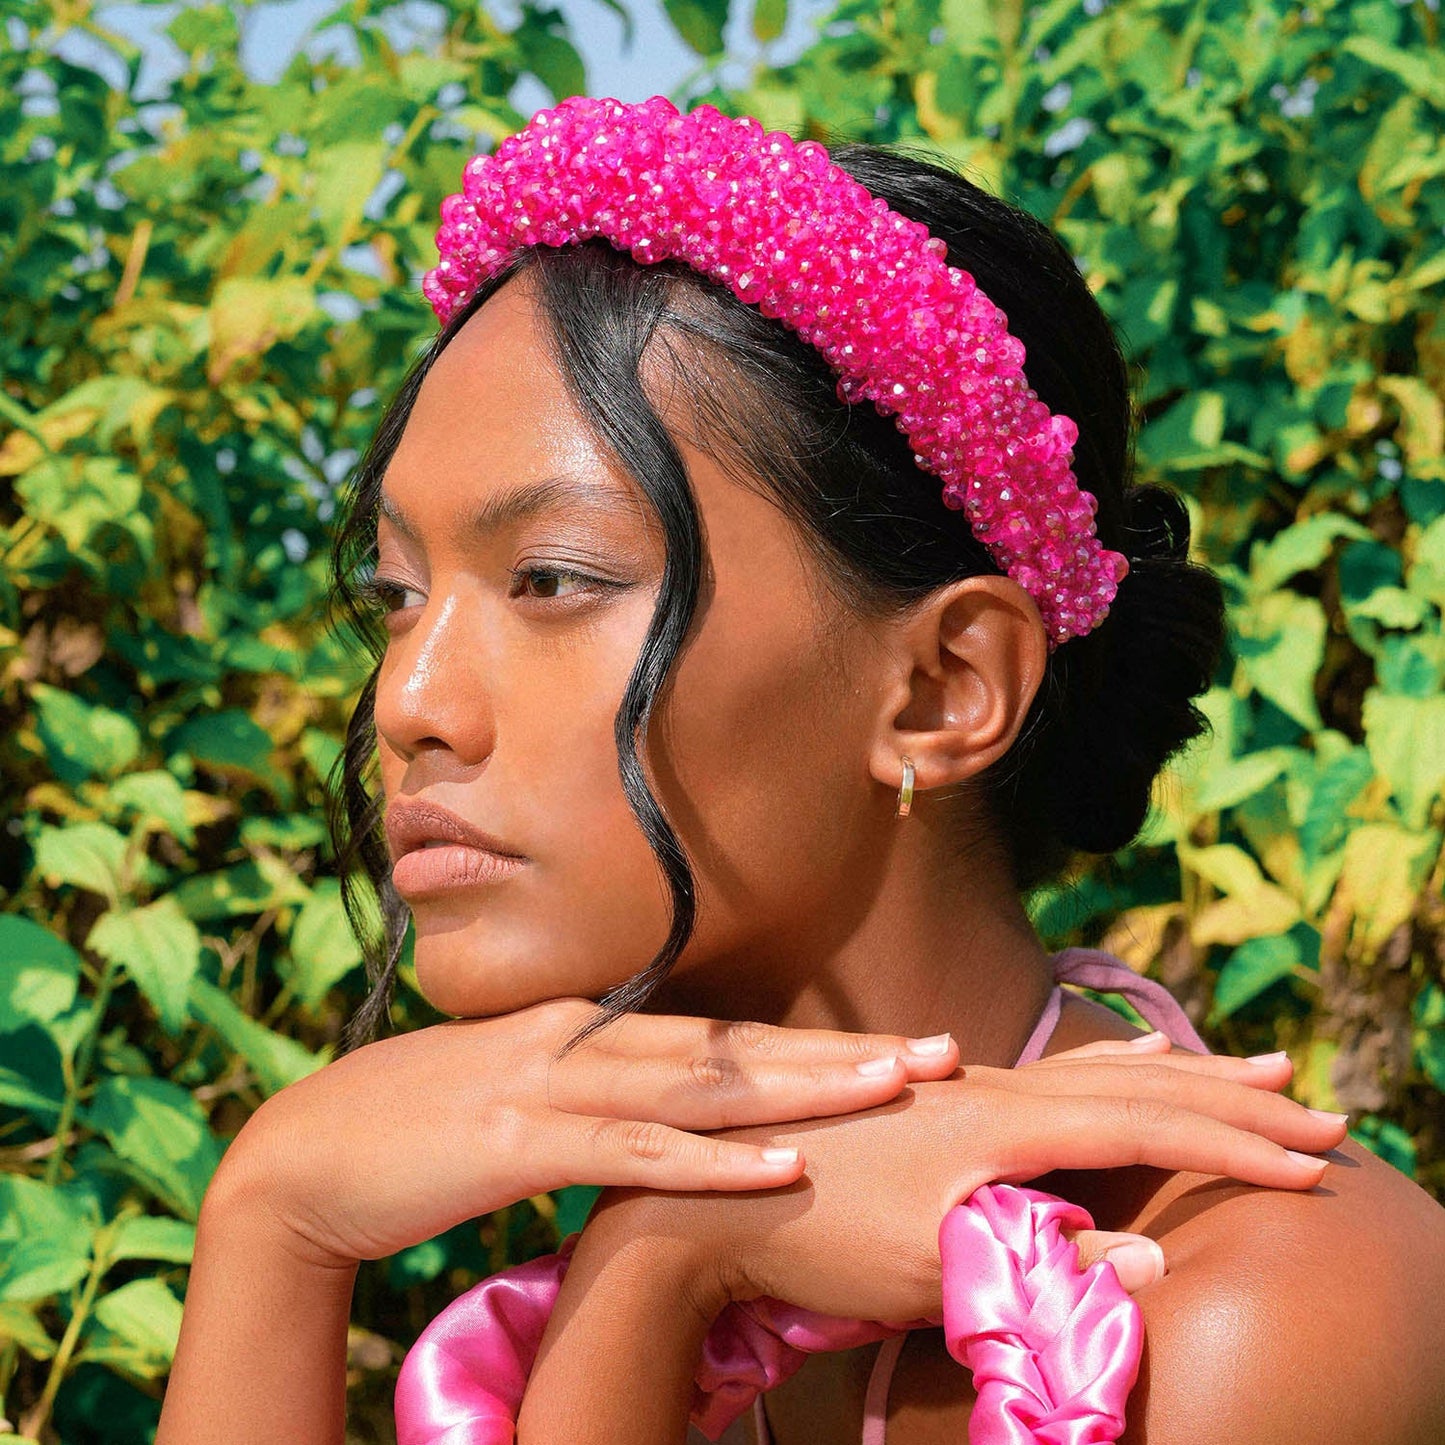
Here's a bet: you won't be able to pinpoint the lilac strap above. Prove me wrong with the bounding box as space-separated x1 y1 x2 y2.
861 1334 906 1445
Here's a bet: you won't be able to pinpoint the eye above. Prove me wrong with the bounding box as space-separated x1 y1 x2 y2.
507 566 603 601
356 577 424 614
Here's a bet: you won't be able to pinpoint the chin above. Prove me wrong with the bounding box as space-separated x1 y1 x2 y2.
410 930 624 1020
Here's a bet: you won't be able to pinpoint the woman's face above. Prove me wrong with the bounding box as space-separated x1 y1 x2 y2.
372 274 893 1019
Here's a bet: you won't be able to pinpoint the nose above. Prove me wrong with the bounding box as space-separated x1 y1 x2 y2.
372 589 497 768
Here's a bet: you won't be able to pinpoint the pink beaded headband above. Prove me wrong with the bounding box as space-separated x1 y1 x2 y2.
424 95 1129 645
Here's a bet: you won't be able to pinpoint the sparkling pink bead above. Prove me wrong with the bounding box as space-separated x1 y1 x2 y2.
424 95 1129 645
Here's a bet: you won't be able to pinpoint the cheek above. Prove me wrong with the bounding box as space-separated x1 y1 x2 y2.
403 597 678 1018
654 576 875 947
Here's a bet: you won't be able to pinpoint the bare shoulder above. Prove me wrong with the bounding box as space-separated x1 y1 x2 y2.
885 1139 1445 1442
1116 1137 1445 1444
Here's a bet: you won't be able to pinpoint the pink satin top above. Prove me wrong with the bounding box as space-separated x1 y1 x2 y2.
395 948 1209 1445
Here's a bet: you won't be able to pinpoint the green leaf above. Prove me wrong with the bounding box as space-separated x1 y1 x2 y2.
16 457 144 557
33 821 130 905
553 1184 601 1238
110 1215 197 1266
88 897 203 1036
0 916 82 1031
300 726 342 786
0 1177 93 1303
1362 691 1445 829
90 1278 183 1366
287 878 364 1008
0 1027 67 1119
1233 591 1326 730
1193 748 1294 813
1299 748 1375 862
31 683 141 783
1408 514 1445 609
663 0 730 56
753 0 787 43
1417 1029 1445 1094
1341 35 1445 109
515 27 587 101
106 770 196 847
172 856 310 922
86 1075 221 1220
165 709 281 790
1248 514 1371 594
1349 1115 1418 1178
1138 390 1266 471
0 1301 56 1359
188 977 325 1094
1210 931 1310 1023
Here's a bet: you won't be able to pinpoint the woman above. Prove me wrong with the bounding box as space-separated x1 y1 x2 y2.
157 98 1445 1444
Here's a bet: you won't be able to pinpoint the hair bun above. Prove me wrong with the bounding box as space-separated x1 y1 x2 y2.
1035 488 1224 857
1121 483 1192 565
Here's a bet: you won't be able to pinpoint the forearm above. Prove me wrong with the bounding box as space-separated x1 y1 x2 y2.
518 1215 724 1444
156 1170 359 1445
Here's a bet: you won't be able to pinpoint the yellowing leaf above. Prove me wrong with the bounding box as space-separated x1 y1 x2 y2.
1193 885 1302 947
1378 376 1445 463
1362 691 1445 829
1334 823 1441 954
207 277 318 382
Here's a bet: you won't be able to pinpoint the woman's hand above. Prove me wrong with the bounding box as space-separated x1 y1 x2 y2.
574 1036 1350 1326
205 997 961 1268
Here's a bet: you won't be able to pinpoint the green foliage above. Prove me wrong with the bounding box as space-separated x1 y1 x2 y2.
0 0 583 1432
2 0 1443 1436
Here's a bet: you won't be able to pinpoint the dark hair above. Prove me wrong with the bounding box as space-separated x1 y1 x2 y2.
327 141 1224 1052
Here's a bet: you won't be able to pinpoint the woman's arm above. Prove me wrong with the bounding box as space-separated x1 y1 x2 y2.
157 1163 358 1445
519 1208 726 1444
155 1001 955 1443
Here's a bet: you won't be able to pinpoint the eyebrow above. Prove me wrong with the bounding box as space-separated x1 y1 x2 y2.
377 475 632 543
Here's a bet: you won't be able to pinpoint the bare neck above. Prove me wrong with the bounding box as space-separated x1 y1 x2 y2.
652 821 1058 1069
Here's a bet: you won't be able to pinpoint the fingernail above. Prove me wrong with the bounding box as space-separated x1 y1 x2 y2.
856 1055 901 1077
1128 1030 1165 1045
1103 1238 1166 1291
1245 1050 1288 1065
1285 1149 1328 1170
1307 1109 1349 1125
760 1148 799 1166
905 1033 952 1056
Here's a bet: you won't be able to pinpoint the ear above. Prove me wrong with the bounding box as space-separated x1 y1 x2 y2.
866 576 1048 802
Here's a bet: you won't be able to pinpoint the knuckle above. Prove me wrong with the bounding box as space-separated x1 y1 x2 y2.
487 1102 530 1156
688 1055 744 1092
615 1118 672 1164
1121 1094 1171 1134
723 1019 782 1057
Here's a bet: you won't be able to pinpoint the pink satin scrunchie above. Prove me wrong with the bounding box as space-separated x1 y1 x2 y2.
394 1183 1142 1445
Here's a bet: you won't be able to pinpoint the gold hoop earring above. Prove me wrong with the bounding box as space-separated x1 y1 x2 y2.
896 756 915 818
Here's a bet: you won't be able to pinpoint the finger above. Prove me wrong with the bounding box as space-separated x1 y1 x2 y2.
1005 1060 1349 1150
597 1010 962 1077
1010 1049 1307 1102
990 1092 1340 1191
555 1114 808 1192
1065 1229 1167 1293
1033 1032 1174 1061
549 1047 924 1129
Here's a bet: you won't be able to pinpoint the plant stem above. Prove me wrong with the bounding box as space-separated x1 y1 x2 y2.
44 956 120 1190
18 1219 119 1440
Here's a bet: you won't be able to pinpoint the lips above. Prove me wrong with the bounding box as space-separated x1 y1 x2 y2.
385 801 527 901
384 800 525 863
